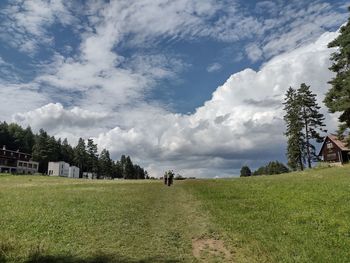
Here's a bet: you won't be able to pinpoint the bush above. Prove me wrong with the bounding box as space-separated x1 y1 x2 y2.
240 166 252 177
253 161 289 176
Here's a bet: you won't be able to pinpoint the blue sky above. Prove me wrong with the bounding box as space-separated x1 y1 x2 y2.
0 0 349 177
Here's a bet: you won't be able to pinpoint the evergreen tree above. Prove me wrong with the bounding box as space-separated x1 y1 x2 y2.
74 138 87 177
99 149 113 178
22 126 35 154
120 155 127 178
60 138 75 164
0 122 11 149
124 156 135 179
324 9 350 135
240 166 251 177
86 139 99 176
0 122 35 154
32 129 60 173
283 87 304 171
134 164 146 179
297 83 326 168
284 84 325 169
253 161 289 176
112 160 123 179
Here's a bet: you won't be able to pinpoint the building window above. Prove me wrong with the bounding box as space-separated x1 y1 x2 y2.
327 142 333 149
33 164 37 169
23 163 27 167
18 162 22 167
28 163 32 168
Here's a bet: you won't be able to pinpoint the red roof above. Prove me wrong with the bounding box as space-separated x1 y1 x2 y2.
327 134 350 151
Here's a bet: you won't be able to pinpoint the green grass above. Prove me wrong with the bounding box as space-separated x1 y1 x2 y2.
0 176 215 262
184 166 350 262
1 166 350 262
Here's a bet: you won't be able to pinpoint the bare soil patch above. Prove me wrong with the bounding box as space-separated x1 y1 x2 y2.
192 237 232 262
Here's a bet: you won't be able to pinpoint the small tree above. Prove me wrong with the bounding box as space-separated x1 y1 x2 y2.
240 166 251 177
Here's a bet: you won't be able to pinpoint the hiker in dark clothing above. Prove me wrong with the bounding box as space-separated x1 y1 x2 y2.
164 174 168 185
167 171 174 186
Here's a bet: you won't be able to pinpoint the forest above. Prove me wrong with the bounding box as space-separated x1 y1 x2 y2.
0 122 148 179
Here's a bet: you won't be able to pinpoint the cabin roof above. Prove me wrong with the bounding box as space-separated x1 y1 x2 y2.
327 134 350 151
318 134 350 156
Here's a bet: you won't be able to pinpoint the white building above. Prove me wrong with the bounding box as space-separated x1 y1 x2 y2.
68 166 80 178
82 172 97 179
17 160 39 174
48 161 70 177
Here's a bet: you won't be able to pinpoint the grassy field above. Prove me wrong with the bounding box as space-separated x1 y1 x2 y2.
1 166 350 262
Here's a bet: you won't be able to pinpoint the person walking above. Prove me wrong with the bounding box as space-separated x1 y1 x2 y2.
168 171 174 186
164 174 168 185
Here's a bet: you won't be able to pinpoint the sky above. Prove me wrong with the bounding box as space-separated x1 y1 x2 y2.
0 0 349 177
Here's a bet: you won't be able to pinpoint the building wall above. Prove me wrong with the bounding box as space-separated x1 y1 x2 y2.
48 162 70 177
17 160 39 174
320 138 342 163
48 162 60 176
68 166 80 178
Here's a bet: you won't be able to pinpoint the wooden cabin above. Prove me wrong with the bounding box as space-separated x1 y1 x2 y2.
318 135 350 164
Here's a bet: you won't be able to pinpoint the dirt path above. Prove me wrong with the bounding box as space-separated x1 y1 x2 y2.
147 182 233 262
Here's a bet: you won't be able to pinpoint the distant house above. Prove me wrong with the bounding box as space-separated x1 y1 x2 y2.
0 145 39 174
82 172 97 179
318 134 350 164
48 161 80 178
68 166 80 178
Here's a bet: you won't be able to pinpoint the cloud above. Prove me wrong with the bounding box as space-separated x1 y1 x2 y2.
252 2 347 60
0 0 76 53
13 103 111 144
84 30 339 177
207 63 222 73
245 44 263 62
0 83 48 118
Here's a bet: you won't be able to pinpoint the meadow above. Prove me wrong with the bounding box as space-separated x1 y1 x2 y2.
1 165 350 262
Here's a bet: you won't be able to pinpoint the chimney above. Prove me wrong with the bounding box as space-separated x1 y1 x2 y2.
2 145 6 150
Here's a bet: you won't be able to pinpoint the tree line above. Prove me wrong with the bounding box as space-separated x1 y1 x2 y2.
240 161 289 177
0 122 148 179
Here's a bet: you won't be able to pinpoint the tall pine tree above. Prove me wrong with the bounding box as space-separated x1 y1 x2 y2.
86 139 99 176
283 87 304 170
74 138 87 177
60 138 75 164
99 149 113 178
283 84 325 170
298 83 326 168
324 8 350 136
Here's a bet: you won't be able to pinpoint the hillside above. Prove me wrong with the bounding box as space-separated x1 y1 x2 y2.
1 166 350 262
